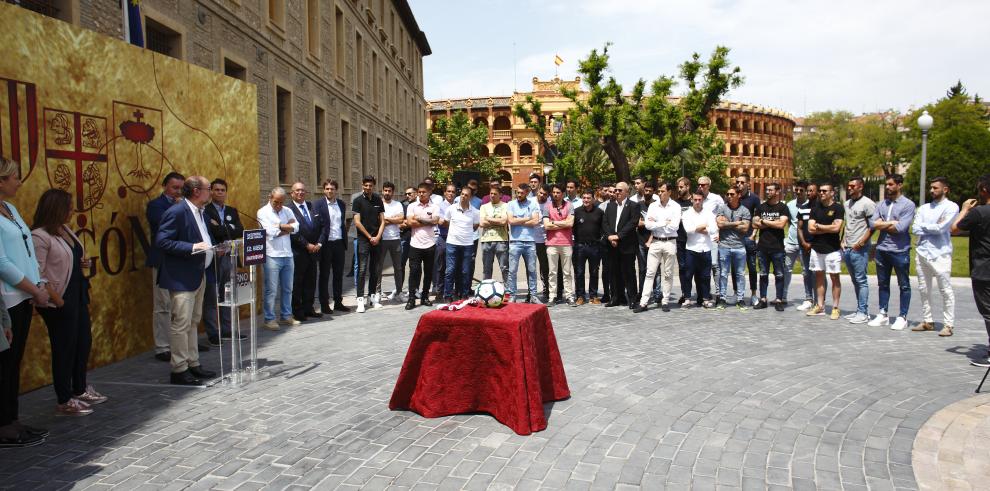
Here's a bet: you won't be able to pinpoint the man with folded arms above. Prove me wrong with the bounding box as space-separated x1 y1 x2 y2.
404 183 439 309
868 174 916 330
912 177 959 336
751 183 791 311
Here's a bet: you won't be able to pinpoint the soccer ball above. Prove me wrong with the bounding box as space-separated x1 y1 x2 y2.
475 279 507 308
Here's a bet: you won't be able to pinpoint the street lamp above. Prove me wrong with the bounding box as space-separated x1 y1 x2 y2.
917 110 933 206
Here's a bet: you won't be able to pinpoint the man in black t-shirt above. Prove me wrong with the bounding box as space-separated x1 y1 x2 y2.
675 177 693 304
952 174 990 367
352 175 385 313
807 183 845 319
573 191 606 305
752 183 791 311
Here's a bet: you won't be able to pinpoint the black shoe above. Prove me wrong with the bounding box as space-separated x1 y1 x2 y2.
677 296 687 305
753 300 768 310
154 351 171 362
0 430 44 448
661 304 670 312
633 305 648 313
334 303 351 313
15 423 49 438
774 301 786 312
971 358 990 368
306 311 323 318
208 336 220 347
170 370 203 386
293 315 307 322
601 296 611 304
220 333 249 341
405 300 417 310
605 301 621 308
321 304 332 314
421 298 433 307
197 343 209 352
188 366 216 379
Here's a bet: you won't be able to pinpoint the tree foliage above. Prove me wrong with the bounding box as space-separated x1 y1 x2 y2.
515 43 742 187
427 111 501 183
794 110 910 184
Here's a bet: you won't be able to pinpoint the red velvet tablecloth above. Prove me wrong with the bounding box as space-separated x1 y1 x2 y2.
388 303 570 435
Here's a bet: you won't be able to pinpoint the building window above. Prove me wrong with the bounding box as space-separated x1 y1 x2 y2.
376 137 382 178
361 130 369 178
268 0 285 29
10 0 75 23
356 32 364 93
275 86 292 184
145 17 182 60
372 51 380 107
306 0 320 57
340 119 350 188
224 58 247 81
388 143 393 183
335 7 345 77
315 106 326 185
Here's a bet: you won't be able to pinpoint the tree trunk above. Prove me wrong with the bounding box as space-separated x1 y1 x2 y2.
603 135 631 183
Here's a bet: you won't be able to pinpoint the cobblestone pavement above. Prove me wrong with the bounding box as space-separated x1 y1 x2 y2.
0 269 987 490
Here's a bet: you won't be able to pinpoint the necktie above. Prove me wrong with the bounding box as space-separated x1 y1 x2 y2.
300 203 311 225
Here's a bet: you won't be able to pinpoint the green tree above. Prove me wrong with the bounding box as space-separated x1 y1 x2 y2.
903 94 990 201
793 111 856 183
427 111 501 183
516 43 742 186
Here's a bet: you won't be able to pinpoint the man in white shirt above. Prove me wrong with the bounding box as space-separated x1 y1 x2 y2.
697 176 724 298
682 190 719 308
378 182 406 304
257 187 299 330
635 182 681 312
404 182 440 309
440 187 480 301
911 176 960 336
432 183 456 297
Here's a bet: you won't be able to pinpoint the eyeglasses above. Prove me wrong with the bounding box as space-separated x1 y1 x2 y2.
405 192 413 195
699 183 710 187
819 189 830 193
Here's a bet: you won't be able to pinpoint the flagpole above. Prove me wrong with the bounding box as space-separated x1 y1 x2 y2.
122 0 130 43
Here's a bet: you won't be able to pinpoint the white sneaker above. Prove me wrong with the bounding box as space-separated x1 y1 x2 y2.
890 317 908 331
796 300 813 311
867 313 889 327
371 293 383 309
386 291 396 301
843 312 859 320
356 297 366 313
848 312 870 324
752 295 760 306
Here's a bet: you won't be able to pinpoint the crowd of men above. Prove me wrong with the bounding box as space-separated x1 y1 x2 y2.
146 170 990 385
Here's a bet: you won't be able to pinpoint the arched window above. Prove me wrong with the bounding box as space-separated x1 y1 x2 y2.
473 117 488 127
494 143 511 157
519 142 533 156
493 115 511 130
478 145 490 157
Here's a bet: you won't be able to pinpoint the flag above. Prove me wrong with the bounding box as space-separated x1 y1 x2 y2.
122 0 144 47
554 54 564 66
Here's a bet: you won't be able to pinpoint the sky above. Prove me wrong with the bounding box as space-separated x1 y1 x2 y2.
409 0 990 117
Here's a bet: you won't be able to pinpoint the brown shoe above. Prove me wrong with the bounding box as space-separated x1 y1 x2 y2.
938 325 953 337
912 321 935 332
55 398 93 417
575 297 586 306
590 297 601 305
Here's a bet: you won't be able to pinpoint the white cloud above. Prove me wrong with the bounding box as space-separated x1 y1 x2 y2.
412 0 990 115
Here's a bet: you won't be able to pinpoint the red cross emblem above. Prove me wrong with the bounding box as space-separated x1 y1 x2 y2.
43 108 108 212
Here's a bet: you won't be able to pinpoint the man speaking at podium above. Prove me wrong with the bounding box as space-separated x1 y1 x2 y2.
156 176 218 386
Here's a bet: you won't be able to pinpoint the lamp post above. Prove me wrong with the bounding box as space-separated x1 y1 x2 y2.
917 110 933 206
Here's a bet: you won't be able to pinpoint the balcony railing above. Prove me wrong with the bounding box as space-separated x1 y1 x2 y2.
492 130 511 139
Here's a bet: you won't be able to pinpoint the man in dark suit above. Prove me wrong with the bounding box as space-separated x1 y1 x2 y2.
146 171 185 362
315 178 349 313
288 182 323 321
202 178 246 346
603 182 641 309
156 176 218 386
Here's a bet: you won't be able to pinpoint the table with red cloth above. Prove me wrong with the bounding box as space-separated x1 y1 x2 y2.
389 303 570 435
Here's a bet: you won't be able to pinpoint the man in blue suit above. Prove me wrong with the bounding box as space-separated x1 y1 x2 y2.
146 172 185 362
288 182 324 321
314 178 349 314
156 176 218 386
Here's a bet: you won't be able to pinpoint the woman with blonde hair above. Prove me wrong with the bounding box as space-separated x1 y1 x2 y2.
0 157 50 447
32 188 105 417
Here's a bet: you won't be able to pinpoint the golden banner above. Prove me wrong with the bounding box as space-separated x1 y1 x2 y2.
0 4 260 391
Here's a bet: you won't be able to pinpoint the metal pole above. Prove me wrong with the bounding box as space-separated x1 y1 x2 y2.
919 130 928 206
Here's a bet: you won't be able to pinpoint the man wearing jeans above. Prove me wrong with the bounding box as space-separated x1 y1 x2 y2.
752 183 790 311
256 187 298 330
841 177 876 324
352 175 385 313
507 184 542 303
715 188 750 309
432 184 455 297
911 177 959 336
868 174 916 330
951 174 990 367
794 182 819 310
736 173 761 305
635 182 680 313
440 187 479 301
479 186 509 281
682 190 719 308
573 191 605 305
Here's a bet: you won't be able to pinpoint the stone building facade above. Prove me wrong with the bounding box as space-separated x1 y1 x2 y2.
428 77 795 196
11 0 431 200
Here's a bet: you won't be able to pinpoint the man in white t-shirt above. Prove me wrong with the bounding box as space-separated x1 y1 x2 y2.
439 187 480 301
377 182 406 305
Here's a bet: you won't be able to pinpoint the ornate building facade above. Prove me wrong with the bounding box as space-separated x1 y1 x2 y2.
10 0 431 199
427 77 795 196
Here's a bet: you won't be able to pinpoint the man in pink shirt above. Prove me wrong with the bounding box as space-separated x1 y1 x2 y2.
403 182 440 310
544 183 576 306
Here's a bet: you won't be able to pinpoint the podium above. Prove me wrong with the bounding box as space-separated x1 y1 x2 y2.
209 238 261 386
